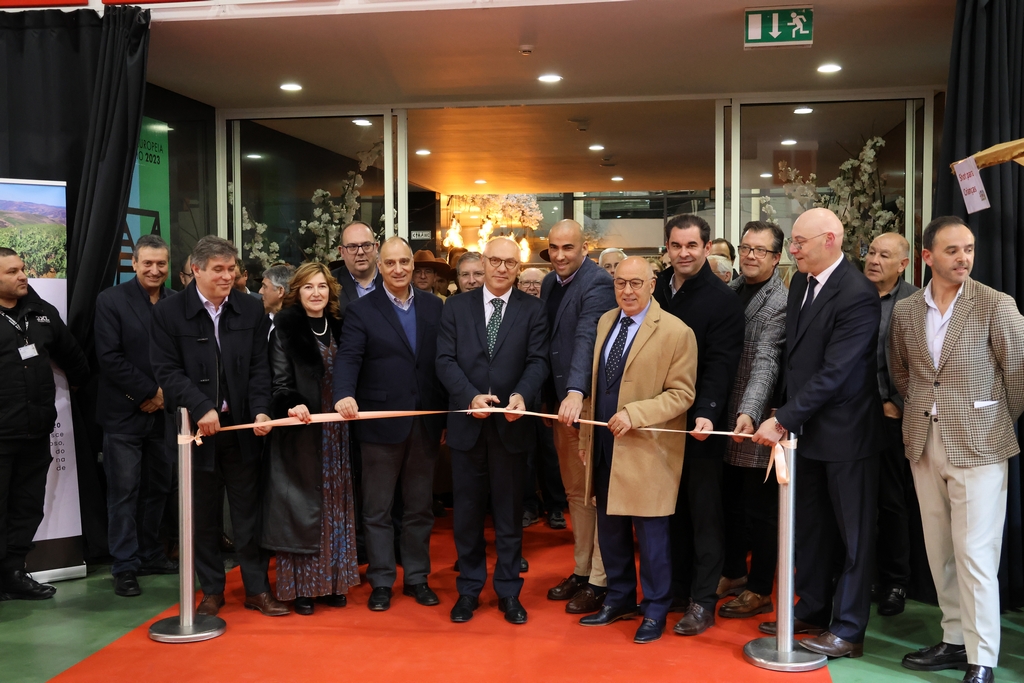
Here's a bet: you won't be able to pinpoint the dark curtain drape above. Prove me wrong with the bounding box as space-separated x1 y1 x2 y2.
934 0 1024 610
0 7 150 562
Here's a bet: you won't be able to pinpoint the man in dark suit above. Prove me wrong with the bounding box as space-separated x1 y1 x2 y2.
863 232 918 617
151 236 288 618
541 219 617 613
95 235 177 598
436 236 549 625
334 237 447 612
753 208 883 658
330 221 383 318
653 213 745 636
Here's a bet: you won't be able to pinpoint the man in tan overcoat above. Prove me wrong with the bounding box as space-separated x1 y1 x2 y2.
575 257 697 644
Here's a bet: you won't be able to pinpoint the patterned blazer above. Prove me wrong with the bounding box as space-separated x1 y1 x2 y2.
889 277 1024 467
724 272 788 468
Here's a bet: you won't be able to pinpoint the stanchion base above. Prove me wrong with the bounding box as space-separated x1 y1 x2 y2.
743 637 828 672
149 615 226 643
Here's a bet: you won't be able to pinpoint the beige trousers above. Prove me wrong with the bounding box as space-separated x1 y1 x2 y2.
911 422 1008 667
552 421 606 586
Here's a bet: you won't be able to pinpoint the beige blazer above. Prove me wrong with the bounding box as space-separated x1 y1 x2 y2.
889 277 1024 467
578 299 697 517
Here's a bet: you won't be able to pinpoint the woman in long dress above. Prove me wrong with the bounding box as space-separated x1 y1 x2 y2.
262 262 359 615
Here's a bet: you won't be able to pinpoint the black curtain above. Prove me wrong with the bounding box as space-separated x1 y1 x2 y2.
934 0 1024 609
0 7 150 562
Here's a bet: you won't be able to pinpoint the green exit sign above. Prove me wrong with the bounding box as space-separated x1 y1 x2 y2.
745 7 814 48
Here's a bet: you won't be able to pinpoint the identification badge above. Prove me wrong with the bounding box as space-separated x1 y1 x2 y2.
18 344 39 360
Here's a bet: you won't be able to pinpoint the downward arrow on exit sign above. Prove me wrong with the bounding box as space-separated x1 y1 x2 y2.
745 7 814 48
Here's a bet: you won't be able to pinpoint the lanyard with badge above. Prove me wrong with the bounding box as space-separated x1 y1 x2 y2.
2 310 39 360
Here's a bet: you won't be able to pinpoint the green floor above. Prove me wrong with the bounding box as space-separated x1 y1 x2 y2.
0 567 1022 683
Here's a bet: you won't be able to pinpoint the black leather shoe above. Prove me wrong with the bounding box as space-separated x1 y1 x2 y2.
113 571 141 597
1 568 56 600
450 594 479 622
294 597 314 615
759 618 827 636
498 596 527 624
579 604 640 626
902 642 969 671
137 557 179 576
316 594 347 607
963 665 994 683
368 586 392 611
878 585 907 616
523 509 540 527
403 583 440 606
520 557 529 572
548 509 567 529
634 618 666 644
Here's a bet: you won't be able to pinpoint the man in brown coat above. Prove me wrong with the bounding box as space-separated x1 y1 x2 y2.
575 257 697 643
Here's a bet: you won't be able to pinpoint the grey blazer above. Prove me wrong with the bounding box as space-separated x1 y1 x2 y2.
724 271 787 468
540 258 617 401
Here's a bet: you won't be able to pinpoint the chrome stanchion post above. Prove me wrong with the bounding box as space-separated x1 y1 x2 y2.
743 432 826 671
149 407 226 643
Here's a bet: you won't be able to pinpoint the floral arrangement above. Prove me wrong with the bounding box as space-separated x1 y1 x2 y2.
297 140 384 264
778 136 905 258
448 194 543 231
242 206 279 268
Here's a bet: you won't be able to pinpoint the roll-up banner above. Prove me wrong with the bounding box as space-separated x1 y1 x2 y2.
0 178 86 582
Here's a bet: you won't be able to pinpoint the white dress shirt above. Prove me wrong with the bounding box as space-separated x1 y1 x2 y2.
802 252 845 308
923 281 964 415
196 287 229 411
482 285 513 327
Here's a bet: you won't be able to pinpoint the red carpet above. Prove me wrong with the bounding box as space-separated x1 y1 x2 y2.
54 515 832 682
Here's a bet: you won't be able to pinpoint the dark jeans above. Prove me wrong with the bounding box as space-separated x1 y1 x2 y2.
192 426 269 596
0 438 51 572
360 419 437 588
670 456 725 611
451 419 525 600
722 462 779 595
523 419 567 516
104 422 173 574
876 416 912 589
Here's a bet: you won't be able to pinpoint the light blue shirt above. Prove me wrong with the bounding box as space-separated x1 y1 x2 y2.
602 300 651 364
353 270 377 298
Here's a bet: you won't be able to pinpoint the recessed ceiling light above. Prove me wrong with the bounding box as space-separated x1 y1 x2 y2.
280 83 302 91
553 206 559 211
611 176 624 182
817 63 842 73
589 144 605 151
415 149 431 156
781 139 797 146
353 119 372 126
794 107 814 115
538 74 563 83
760 172 773 178
246 154 263 159
475 179 487 184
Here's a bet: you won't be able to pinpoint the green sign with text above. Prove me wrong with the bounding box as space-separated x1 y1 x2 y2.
745 7 813 48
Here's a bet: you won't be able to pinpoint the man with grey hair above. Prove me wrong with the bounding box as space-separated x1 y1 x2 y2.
260 264 295 319
151 235 286 618
456 252 486 293
708 254 733 284
598 248 626 277
863 232 917 618
96 234 178 597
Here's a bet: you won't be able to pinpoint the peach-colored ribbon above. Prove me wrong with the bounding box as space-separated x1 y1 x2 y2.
180 407 795 484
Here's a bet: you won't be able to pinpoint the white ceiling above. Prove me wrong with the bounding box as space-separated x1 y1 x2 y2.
148 0 954 193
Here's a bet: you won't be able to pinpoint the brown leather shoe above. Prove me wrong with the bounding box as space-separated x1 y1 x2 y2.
547 574 587 601
715 575 747 599
672 601 715 636
565 586 606 614
799 631 864 658
718 590 773 619
196 592 225 617
244 591 290 616
758 618 826 636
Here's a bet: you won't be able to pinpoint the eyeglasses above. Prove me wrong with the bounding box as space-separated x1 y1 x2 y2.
613 278 649 291
519 280 542 288
785 232 829 251
486 257 520 270
738 245 779 259
341 242 377 254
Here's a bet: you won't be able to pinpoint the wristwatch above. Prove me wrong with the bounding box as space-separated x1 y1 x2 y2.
773 417 787 435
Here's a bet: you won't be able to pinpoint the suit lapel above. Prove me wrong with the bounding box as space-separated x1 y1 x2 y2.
936 279 975 373
490 290 521 358
372 289 414 355
792 261 846 347
786 274 806 351
552 261 589 334
470 288 488 353
622 305 658 375
591 312 614 391
125 278 152 328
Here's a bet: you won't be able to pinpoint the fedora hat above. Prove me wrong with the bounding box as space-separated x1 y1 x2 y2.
413 250 452 278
